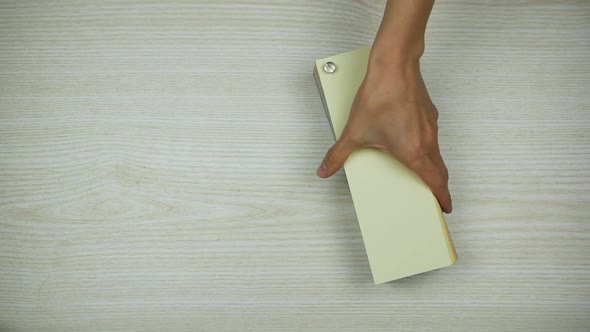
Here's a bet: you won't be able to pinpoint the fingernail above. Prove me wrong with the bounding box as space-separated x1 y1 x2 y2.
316 162 328 177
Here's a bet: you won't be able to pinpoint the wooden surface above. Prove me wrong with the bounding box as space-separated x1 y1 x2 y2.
1 1 589 331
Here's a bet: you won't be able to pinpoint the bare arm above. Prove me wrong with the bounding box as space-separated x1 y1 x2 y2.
371 0 433 66
317 0 453 213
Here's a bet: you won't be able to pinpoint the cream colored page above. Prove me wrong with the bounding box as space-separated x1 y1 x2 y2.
316 48 453 283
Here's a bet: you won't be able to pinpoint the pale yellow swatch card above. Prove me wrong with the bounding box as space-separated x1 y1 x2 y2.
314 47 457 284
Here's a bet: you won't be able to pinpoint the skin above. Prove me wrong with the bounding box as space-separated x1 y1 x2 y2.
316 0 453 213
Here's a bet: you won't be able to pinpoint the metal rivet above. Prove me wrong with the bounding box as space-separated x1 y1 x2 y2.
323 61 336 73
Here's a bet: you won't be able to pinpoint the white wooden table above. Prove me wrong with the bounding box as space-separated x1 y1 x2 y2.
1 1 589 331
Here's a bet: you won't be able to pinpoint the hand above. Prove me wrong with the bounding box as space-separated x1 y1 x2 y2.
316 61 453 213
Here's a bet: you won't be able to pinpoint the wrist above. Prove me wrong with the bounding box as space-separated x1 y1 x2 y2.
366 46 422 85
363 43 425 98
368 37 424 74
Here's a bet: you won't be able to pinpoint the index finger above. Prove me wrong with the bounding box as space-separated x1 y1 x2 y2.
407 155 453 213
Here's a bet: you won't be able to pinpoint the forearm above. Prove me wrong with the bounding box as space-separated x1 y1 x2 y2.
369 0 435 71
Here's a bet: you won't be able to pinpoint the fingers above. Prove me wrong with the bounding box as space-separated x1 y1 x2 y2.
407 154 453 213
317 137 357 178
429 146 449 185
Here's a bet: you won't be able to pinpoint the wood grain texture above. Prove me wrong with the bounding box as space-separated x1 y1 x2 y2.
1 0 589 331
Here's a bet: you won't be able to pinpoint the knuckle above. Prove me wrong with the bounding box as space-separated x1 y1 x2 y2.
432 106 439 121
423 125 438 146
442 170 449 184
433 174 447 189
325 146 340 164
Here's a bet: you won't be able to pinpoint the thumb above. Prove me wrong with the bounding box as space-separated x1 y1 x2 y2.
317 138 357 178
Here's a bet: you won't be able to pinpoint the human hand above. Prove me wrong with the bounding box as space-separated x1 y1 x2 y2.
316 61 453 213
